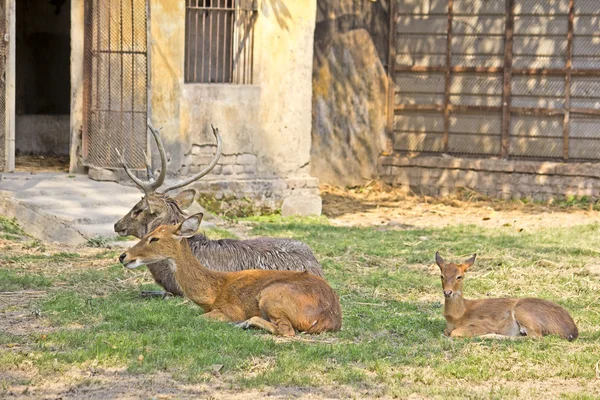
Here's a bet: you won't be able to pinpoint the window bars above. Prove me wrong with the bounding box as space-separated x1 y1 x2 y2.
185 0 257 84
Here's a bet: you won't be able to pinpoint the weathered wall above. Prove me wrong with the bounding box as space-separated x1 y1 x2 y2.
380 155 600 201
16 0 71 155
311 0 390 187
149 0 317 183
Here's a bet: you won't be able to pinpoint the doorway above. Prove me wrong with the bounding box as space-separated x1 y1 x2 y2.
15 0 70 172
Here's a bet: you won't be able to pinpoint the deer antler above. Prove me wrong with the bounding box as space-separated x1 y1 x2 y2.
161 125 222 193
115 120 168 195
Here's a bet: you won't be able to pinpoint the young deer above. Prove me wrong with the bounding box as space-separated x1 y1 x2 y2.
114 122 324 296
436 252 578 341
119 214 342 336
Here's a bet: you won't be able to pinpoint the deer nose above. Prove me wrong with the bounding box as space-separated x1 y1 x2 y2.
119 253 126 263
443 290 453 298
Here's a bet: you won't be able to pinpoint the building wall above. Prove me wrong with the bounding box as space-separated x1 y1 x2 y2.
148 0 317 193
70 0 320 206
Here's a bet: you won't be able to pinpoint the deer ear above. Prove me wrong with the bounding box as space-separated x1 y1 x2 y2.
435 252 446 269
175 213 203 238
463 253 476 270
174 189 196 210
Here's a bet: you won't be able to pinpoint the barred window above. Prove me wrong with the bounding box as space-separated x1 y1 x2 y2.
185 0 256 84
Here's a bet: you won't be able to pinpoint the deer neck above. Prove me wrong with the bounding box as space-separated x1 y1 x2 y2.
444 292 467 320
171 239 226 311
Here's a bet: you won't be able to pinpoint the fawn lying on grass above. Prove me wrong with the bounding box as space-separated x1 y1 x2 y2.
436 252 578 341
119 214 342 336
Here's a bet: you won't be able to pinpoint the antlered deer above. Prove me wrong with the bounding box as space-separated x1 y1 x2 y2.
114 122 324 296
119 214 342 336
435 252 578 341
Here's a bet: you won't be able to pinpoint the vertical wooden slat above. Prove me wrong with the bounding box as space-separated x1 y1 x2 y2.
501 0 515 159
386 0 397 144
442 0 453 152
563 0 575 161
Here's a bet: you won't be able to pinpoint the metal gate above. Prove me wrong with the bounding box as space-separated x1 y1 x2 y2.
390 0 600 162
0 0 6 171
83 0 148 169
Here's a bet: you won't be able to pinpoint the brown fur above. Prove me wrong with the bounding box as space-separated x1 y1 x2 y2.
114 190 324 296
435 252 578 341
120 214 342 336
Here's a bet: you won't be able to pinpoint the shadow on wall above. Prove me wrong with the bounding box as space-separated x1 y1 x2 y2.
311 0 391 187
262 0 292 31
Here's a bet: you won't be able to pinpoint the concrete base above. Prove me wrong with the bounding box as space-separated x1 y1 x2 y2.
163 176 322 211
380 154 600 201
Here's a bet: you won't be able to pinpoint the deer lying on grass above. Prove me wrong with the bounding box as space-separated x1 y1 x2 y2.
119 214 342 336
114 122 324 297
435 252 578 341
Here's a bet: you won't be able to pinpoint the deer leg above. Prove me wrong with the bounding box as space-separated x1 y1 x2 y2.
449 327 474 338
201 310 232 322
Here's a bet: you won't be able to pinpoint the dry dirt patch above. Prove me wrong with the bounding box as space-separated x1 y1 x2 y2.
321 183 600 230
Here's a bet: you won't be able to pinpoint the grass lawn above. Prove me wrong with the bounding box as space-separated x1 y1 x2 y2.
0 212 599 399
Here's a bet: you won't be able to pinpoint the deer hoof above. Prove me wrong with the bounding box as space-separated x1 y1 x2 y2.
234 321 251 330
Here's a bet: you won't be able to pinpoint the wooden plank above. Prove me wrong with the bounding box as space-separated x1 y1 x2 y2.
563 0 574 161
501 0 514 158
443 0 453 152
387 0 397 150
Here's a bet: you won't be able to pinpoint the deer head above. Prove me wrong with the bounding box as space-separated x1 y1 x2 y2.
435 252 476 298
114 121 221 239
119 213 204 269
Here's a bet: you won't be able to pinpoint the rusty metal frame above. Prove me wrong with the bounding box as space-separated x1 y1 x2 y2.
563 0 575 161
442 0 453 152
386 0 396 146
501 0 514 159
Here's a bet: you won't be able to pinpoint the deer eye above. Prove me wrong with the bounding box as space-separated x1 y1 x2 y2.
132 209 143 218
440 276 444 279
457 276 463 280
149 237 159 243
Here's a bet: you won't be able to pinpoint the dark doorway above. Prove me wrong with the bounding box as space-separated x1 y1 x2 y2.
15 0 70 171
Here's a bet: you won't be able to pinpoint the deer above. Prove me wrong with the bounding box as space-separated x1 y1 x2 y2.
113 122 324 297
435 252 578 341
119 214 342 336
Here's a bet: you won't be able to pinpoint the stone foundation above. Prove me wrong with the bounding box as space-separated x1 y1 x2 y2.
380 155 600 201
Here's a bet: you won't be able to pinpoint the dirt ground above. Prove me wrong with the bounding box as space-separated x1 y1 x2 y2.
321 182 600 231
14 155 69 173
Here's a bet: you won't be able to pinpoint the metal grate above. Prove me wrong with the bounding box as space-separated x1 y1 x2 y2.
0 0 6 170
185 0 256 84
391 0 600 162
83 0 148 169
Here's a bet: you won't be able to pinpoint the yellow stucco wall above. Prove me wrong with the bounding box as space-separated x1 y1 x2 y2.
149 0 317 179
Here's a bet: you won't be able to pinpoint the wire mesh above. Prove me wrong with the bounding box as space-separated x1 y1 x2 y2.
83 0 148 169
184 0 255 84
392 0 600 161
0 0 5 170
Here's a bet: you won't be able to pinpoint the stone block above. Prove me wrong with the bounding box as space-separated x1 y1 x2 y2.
237 154 258 165
234 165 245 174
222 165 234 175
217 155 236 165
88 167 118 182
244 165 257 174
281 195 322 217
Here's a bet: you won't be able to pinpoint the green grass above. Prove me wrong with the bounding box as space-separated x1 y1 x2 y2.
0 216 27 240
0 216 599 398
